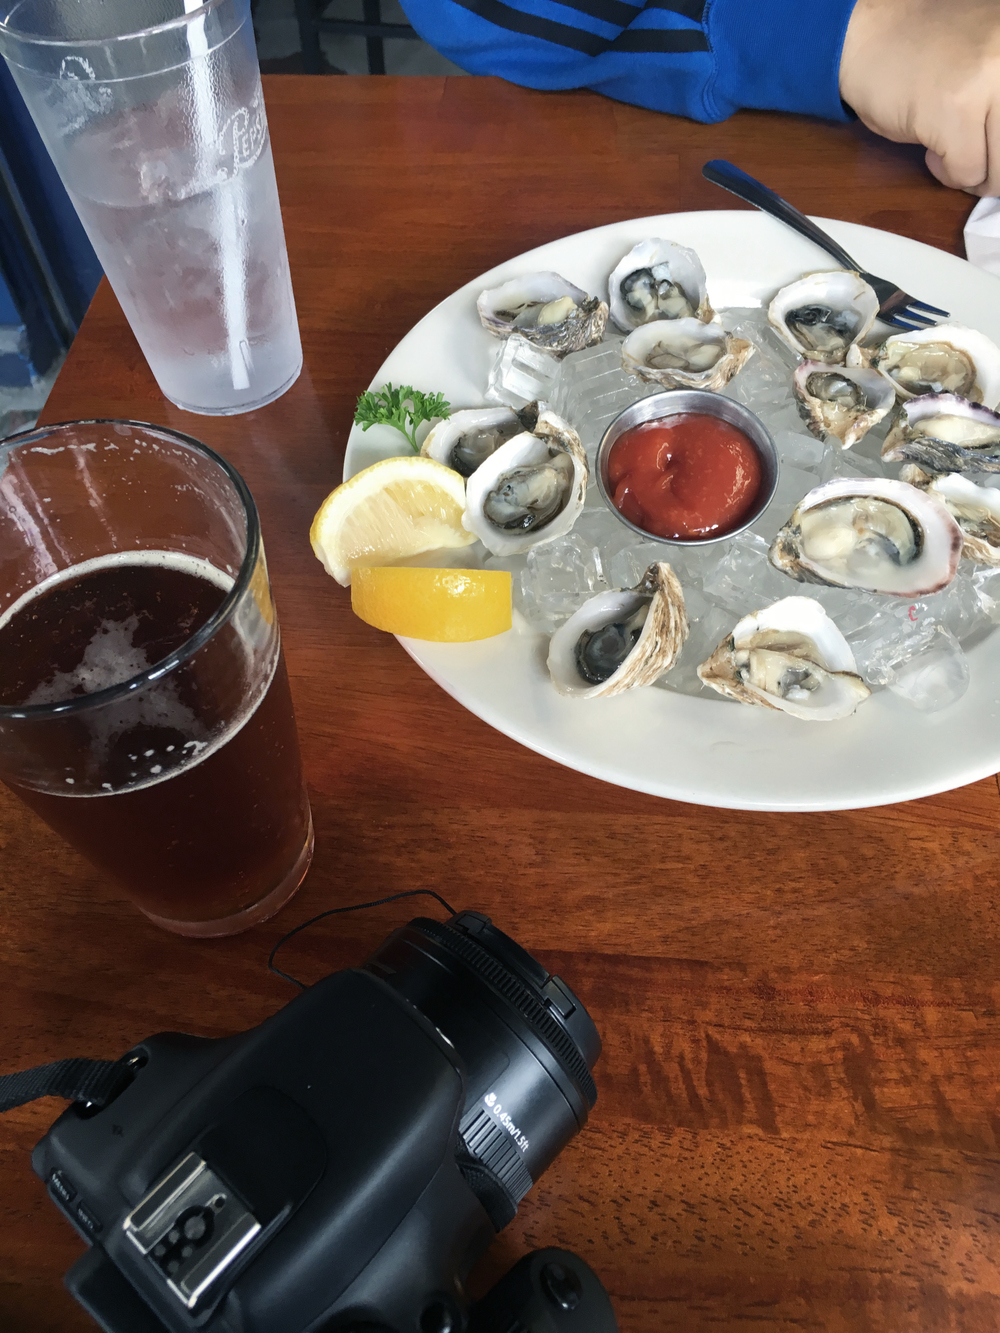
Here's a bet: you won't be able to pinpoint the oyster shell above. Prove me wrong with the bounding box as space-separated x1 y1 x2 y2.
768 477 962 595
881 392 1000 473
421 405 531 478
620 317 753 392
547 562 688 699
608 239 713 331
875 324 1000 404
477 272 608 355
793 361 896 450
768 271 878 363
907 468 1000 566
462 408 588 556
698 596 870 721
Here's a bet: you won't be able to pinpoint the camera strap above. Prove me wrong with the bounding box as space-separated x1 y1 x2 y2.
0 1057 135 1113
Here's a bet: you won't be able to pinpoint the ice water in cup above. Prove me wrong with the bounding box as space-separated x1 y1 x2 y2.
0 0 302 416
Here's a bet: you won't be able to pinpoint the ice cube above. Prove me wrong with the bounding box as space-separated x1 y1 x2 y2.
573 503 632 554
662 586 733 697
702 530 791 615
915 568 993 642
849 596 975 714
815 585 883 639
486 335 560 410
550 338 657 454
513 568 556 633
520 531 606 623
821 444 886 483
772 428 829 474
723 307 801 375
847 604 946 685
972 564 1000 623
886 624 970 712
843 569 994 655
605 539 669 591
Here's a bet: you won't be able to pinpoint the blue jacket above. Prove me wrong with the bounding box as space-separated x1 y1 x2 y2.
399 0 857 124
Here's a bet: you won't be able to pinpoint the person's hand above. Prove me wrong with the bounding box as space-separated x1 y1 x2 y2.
840 0 1000 195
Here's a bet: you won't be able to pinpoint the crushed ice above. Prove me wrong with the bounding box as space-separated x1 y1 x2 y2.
483 307 989 714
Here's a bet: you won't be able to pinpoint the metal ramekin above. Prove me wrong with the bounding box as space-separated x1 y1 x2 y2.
595 390 779 546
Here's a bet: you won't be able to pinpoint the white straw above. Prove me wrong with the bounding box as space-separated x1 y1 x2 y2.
184 0 251 392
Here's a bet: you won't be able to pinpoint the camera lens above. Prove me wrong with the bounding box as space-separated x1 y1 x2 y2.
365 912 600 1223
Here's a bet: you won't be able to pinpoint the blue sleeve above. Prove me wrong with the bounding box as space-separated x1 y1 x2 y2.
398 0 858 124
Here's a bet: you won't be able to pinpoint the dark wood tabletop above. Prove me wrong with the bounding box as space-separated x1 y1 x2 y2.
2 75 997 1333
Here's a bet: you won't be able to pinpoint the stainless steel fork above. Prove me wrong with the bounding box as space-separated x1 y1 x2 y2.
702 159 949 330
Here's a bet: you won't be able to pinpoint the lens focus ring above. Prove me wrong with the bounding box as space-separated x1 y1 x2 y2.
416 919 597 1107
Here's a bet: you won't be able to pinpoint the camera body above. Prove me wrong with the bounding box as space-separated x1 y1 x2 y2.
32 913 616 1333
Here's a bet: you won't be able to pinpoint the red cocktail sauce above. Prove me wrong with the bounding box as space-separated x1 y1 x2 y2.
606 413 763 540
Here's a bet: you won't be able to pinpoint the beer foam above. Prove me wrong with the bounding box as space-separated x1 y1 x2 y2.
26 615 150 705
0 549 233 634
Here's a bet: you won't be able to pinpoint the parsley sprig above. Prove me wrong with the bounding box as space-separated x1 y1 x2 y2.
354 383 451 452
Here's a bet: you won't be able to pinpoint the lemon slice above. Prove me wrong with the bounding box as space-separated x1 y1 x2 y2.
311 456 476 586
351 567 512 641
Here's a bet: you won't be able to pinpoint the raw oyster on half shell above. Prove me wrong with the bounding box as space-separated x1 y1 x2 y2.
608 239 713 331
906 467 1000 566
881 392 1000 473
875 324 1000 405
793 361 896 450
621 317 753 392
477 272 608 355
768 271 878 363
768 477 962 595
698 596 871 722
547 562 688 699
462 408 588 556
421 404 532 478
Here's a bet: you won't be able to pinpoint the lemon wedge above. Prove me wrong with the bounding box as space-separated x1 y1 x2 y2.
351 567 512 641
311 456 475 586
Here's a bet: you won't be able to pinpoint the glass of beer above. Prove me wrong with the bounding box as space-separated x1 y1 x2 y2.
0 419 313 936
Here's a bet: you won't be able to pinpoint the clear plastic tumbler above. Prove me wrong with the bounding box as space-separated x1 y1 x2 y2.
0 0 302 415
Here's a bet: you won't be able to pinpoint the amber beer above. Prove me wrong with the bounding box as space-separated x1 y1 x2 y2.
0 553 312 935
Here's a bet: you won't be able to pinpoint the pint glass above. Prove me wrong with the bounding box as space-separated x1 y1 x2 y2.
0 0 302 415
0 420 313 936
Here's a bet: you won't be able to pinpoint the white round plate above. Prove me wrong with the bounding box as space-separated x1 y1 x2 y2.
343 210 1000 812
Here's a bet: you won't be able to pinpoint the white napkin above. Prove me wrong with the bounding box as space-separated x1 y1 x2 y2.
964 196 1000 274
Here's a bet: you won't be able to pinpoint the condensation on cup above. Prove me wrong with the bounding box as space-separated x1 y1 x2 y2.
0 0 302 415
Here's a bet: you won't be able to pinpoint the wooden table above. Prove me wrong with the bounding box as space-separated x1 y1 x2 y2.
1 76 996 1333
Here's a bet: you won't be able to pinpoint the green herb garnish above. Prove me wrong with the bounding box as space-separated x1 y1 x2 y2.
354 383 451 452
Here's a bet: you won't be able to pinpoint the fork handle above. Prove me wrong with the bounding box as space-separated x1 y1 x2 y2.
702 159 862 273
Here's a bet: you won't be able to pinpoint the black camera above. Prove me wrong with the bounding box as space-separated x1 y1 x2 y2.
22 911 616 1333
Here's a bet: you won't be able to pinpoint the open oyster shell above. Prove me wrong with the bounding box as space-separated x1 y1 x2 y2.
793 361 895 450
698 596 871 722
768 271 878 363
881 392 1000 473
620 317 753 392
906 467 1000 566
608 239 713 331
874 324 1000 405
477 272 608 355
547 562 688 699
462 408 588 557
768 477 962 595
421 405 531 478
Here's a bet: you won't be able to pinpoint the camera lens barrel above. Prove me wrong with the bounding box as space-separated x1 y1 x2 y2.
365 912 600 1218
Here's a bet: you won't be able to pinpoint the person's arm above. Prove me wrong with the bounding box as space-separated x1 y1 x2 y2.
400 0 857 124
840 0 1000 197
